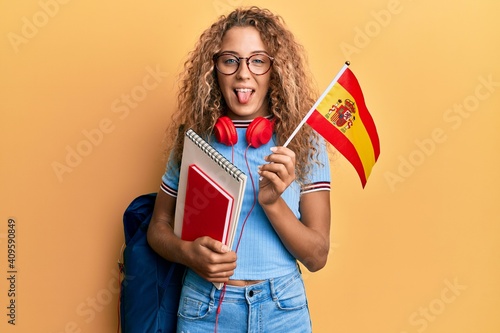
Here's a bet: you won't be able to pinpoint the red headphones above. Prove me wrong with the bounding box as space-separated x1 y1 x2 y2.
214 116 274 148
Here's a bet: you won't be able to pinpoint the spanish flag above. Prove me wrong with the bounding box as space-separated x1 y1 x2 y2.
285 62 380 188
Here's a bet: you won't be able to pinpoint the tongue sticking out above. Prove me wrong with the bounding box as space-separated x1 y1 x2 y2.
236 90 252 104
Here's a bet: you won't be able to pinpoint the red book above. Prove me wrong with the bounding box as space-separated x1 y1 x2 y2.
181 164 234 244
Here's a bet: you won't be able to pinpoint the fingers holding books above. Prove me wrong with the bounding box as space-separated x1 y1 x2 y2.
188 236 237 283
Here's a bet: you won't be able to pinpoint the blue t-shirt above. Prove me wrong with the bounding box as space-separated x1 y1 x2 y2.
160 119 331 280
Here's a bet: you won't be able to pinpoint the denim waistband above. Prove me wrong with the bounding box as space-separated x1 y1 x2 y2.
183 268 303 305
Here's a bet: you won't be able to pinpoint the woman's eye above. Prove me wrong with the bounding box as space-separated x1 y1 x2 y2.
225 58 238 64
250 55 269 65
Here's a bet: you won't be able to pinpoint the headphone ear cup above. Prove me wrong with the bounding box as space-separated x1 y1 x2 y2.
246 117 273 148
214 116 238 146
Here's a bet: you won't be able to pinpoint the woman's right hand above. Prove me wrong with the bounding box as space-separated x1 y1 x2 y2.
185 236 237 284
147 190 237 284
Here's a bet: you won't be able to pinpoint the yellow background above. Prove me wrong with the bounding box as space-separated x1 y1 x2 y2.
1 0 499 332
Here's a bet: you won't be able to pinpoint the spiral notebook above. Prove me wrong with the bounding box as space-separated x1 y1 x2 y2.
174 129 247 288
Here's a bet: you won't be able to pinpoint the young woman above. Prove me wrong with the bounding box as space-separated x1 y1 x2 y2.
147 6 331 332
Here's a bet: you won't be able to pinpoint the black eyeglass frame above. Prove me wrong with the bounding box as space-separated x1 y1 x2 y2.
213 52 275 76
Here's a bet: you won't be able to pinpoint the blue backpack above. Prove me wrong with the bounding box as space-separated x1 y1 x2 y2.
119 193 185 333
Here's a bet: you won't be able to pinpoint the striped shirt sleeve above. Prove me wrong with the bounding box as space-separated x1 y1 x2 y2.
300 139 331 195
160 181 177 197
301 181 331 194
160 152 180 197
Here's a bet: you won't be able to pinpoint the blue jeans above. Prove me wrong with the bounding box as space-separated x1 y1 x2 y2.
176 269 312 333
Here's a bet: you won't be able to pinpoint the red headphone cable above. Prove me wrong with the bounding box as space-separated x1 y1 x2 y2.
214 144 258 333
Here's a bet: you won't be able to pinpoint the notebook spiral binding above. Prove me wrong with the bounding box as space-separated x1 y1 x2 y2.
186 129 245 180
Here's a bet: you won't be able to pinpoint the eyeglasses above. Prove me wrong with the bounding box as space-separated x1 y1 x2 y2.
213 52 274 76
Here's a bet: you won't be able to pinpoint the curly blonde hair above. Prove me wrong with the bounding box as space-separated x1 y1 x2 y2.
164 6 323 182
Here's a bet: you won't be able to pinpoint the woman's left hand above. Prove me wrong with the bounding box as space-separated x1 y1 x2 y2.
257 146 296 206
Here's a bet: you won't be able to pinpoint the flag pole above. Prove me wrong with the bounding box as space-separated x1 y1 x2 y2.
283 61 351 148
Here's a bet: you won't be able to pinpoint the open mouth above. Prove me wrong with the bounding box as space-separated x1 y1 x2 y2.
234 88 254 104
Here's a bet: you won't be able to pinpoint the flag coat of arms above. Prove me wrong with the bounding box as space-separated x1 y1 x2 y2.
285 62 380 188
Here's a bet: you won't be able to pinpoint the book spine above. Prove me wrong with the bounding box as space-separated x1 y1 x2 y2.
186 129 245 180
